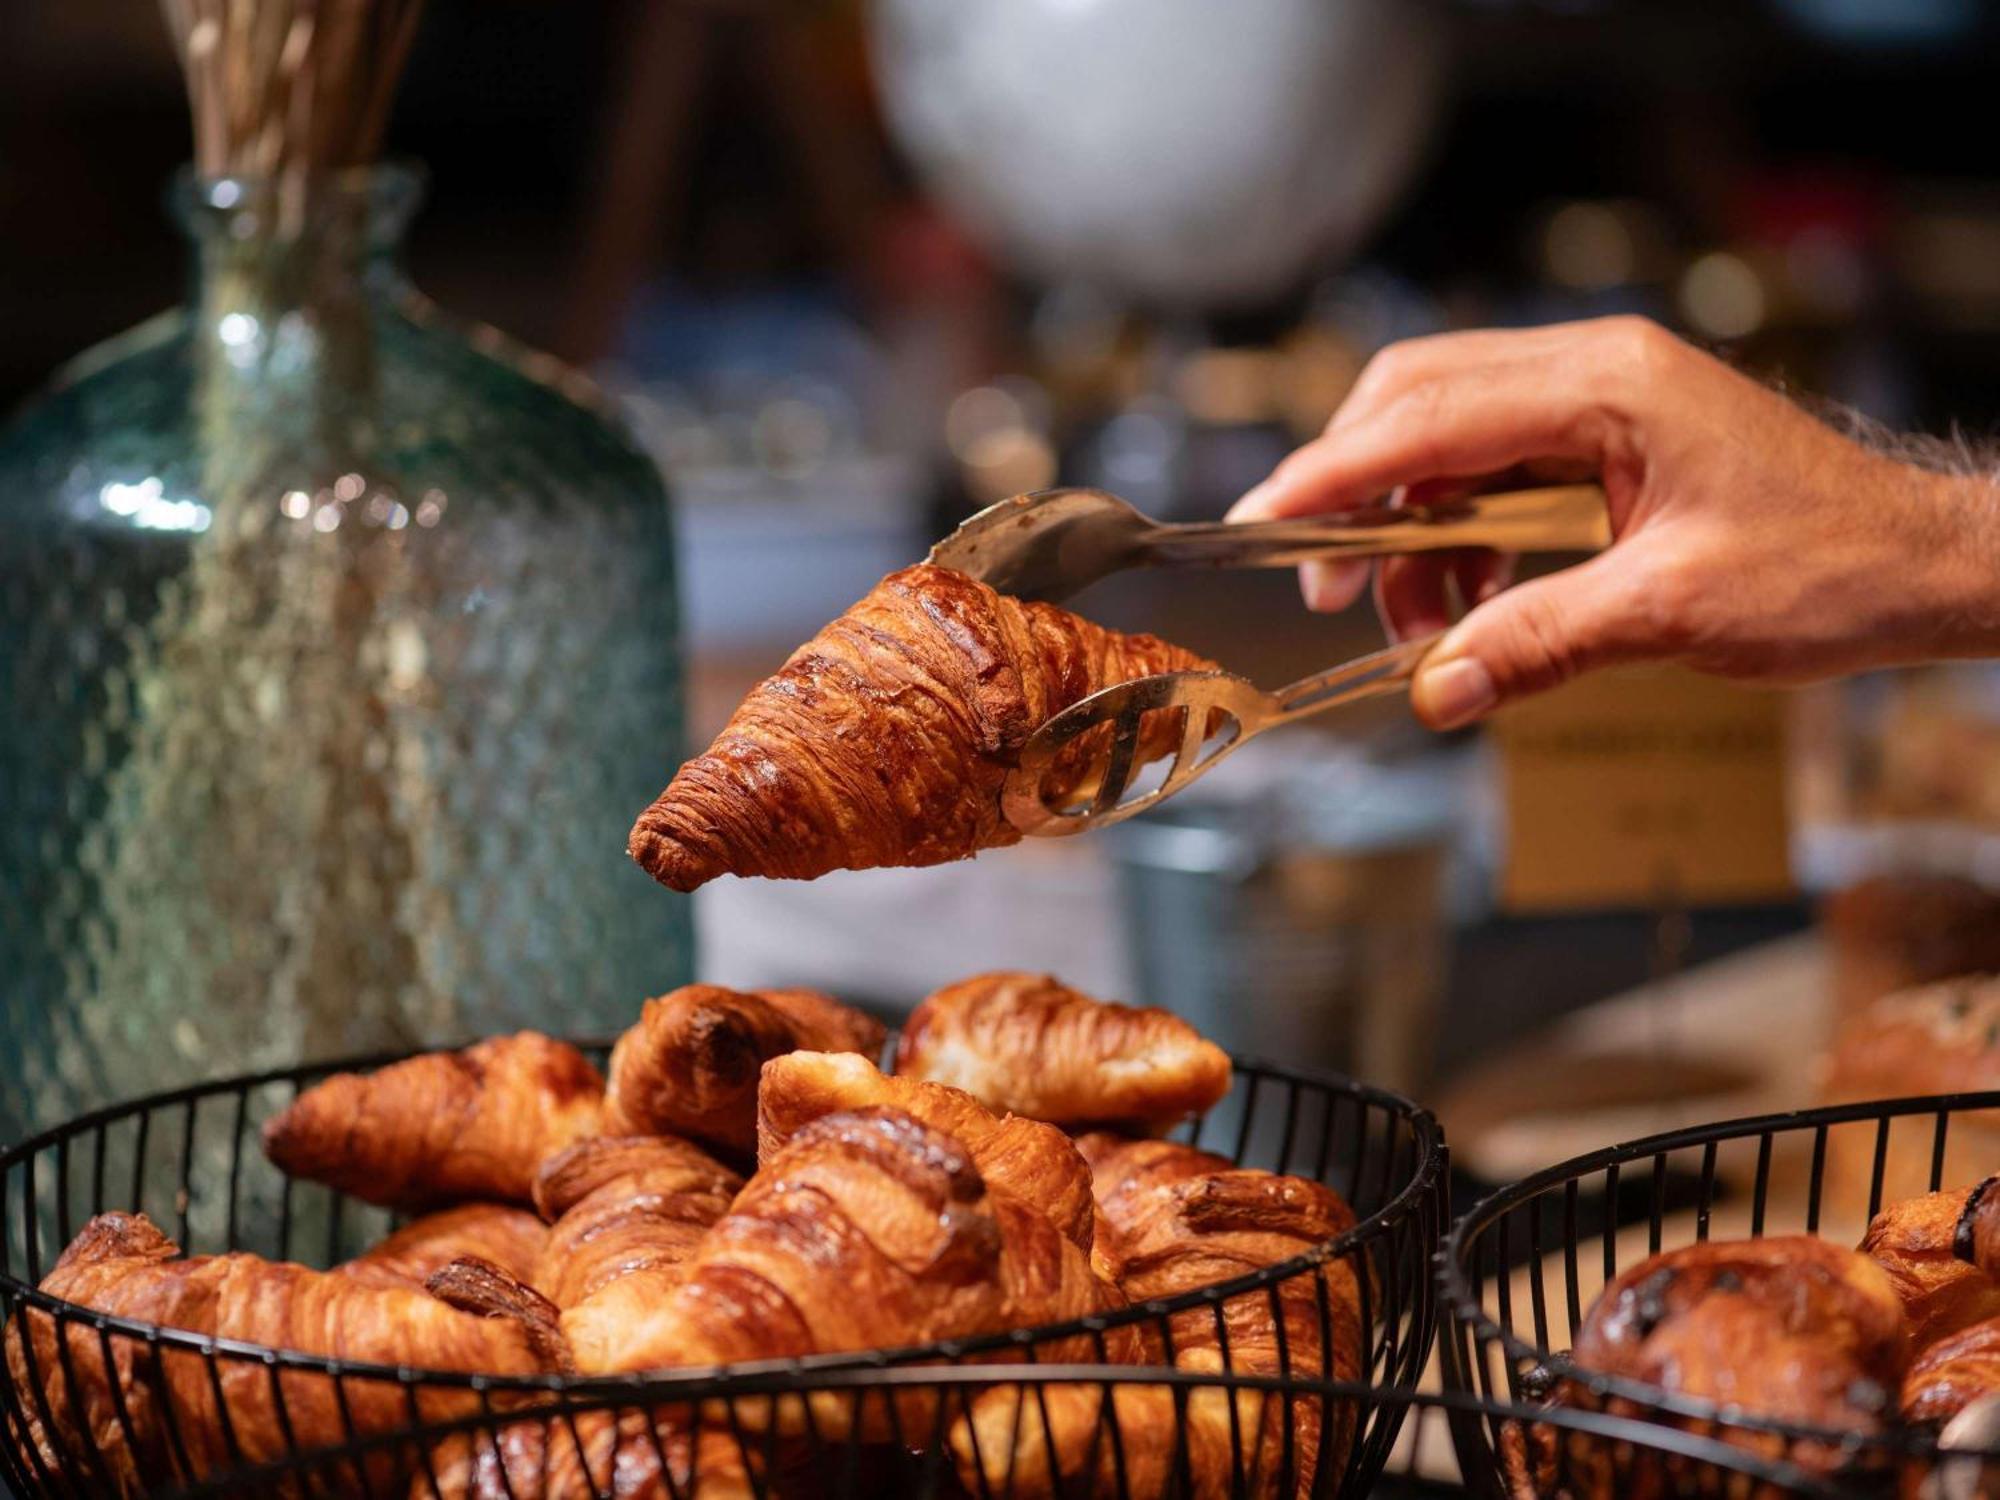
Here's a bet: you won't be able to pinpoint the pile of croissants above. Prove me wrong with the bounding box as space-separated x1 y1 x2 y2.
6 971 1373 1499
1506 1174 2000 1498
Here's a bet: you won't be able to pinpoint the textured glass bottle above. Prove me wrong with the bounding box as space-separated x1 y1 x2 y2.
0 169 690 1138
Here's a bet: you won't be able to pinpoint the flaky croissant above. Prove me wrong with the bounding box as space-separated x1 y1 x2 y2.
6 1213 560 1498
757 1049 1096 1252
532 1135 742 1364
897 970 1232 1131
412 1409 763 1500
1861 1176 2000 1353
974 1133 1366 1500
603 984 885 1156
264 1032 605 1209
339 1203 549 1293
627 563 1217 891
567 1104 1124 1454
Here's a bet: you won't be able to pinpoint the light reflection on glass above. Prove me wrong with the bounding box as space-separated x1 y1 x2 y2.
98 477 212 532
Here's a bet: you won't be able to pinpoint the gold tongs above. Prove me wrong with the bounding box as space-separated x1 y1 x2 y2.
927 483 1612 836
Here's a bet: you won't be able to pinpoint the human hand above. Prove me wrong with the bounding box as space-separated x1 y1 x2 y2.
1229 316 2000 729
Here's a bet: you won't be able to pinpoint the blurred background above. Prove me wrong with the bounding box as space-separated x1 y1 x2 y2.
8 0 2000 1186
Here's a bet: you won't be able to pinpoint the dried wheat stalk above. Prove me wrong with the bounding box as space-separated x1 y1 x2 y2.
162 0 426 182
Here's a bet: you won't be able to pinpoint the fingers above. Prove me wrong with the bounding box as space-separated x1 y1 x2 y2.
1410 549 1664 729
1375 550 1513 641
1230 316 1669 524
1298 559 1370 613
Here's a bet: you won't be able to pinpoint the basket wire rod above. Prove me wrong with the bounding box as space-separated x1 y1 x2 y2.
1694 1140 1718 1243
1491 1219 1515 1392
257 1351 309 1498
1311 1092 1336 1184
1232 1072 1263 1166
1931 1108 1952 1193
1751 1131 1773 1237
0 1304 60 1497
87 1129 108 1252
198 1336 252 1477
1202 1292 1251 1500
129 1108 150 1227
1646 1152 1668 1256
324 1190 347 1269
1277 1079 1303 1177
175 1097 198 1250
1266 1278 1299 1496
1526 1202 1549 1353
1868 1116 1893 1219
1599 1161 1620 1284
1561 1179 1582 1334
328 1363 369 1497
1344 1098 1368 1215
226 1090 251 1253
1090 1321 1137 1500
8 1307 78 1499
53 1137 71 1252
144 1331 200 1488
21 1150 40 1284
1806 1124 1829 1233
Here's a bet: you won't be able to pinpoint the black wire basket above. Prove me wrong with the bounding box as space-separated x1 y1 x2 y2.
1439 1090 2000 1499
0 1040 1446 1499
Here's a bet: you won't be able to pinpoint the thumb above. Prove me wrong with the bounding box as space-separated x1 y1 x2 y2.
1410 552 1660 729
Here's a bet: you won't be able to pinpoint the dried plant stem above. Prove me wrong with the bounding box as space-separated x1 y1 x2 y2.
161 0 427 187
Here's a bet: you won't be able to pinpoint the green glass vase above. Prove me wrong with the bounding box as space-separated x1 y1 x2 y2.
0 167 691 1137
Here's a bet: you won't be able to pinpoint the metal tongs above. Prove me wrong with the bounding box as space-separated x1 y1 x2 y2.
927 482 1612 837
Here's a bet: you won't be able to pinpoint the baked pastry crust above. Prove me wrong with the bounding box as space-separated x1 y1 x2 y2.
897 970 1232 1131
628 563 1215 891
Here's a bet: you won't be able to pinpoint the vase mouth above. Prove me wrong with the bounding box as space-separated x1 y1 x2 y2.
168 162 427 246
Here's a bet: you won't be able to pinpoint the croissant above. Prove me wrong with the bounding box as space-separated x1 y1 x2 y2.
628 563 1217 891
983 1133 1365 1500
264 1032 605 1209
412 1410 763 1500
756 1049 1096 1251
339 1203 550 1292
5 1213 560 1498
897 970 1232 1131
1860 1176 2000 1352
533 1136 741 1362
1505 1236 1910 1499
1904 1311 2000 1432
570 1105 1123 1451
603 984 885 1156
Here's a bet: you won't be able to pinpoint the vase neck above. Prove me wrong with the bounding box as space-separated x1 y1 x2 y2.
175 167 421 330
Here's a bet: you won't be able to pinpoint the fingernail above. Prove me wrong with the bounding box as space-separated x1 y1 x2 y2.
1226 481 1279 522
1419 657 1497 730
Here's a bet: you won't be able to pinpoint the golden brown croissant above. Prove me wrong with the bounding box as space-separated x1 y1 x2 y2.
603 984 885 1156
1505 1236 1910 1500
989 1133 1365 1500
339 1203 550 1292
627 563 1217 891
568 1105 1126 1453
897 970 1232 1131
412 1410 763 1500
757 1049 1096 1252
5 1212 561 1498
263 1032 606 1209
1861 1177 2000 1353
533 1136 742 1361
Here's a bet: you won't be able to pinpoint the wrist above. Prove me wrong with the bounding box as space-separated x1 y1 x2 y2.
1916 468 2000 659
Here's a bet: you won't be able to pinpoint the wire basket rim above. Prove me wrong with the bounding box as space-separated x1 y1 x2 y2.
1 1038 1445 1398
1440 1088 2000 1460
153 1377 1857 1500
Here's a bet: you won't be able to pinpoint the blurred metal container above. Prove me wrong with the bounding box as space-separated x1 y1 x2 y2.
1108 754 1455 1093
